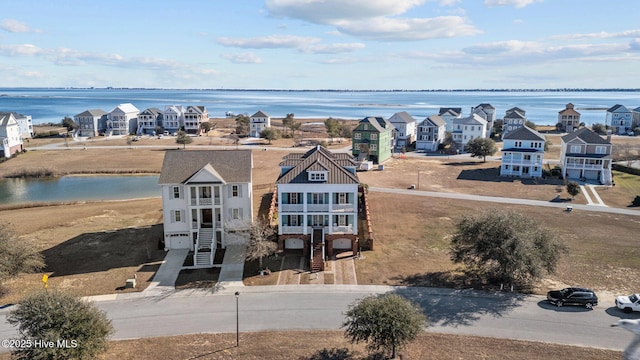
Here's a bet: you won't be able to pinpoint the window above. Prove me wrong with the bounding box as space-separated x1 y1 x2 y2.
309 172 326 181
595 146 607 154
232 185 239 197
172 186 180 199
174 210 182 222
290 192 299 204
570 145 581 153
370 144 377 151
232 208 240 219
311 193 325 204
370 133 377 140
354 133 361 140
337 193 347 204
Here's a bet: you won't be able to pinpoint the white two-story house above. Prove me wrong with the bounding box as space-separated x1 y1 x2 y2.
500 126 545 178
415 115 445 151
250 110 271 137
560 128 612 185
438 107 463 132
163 105 185 134
452 114 487 148
106 103 139 136
471 103 496 137
12 112 33 139
277 146 359 272
388 111 417 150
0 112 23 158
75 109 107 137
606 104 633 135
159 150 253 268
184 106 208 135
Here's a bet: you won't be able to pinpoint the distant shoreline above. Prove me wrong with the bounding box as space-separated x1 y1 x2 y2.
2 87 640 92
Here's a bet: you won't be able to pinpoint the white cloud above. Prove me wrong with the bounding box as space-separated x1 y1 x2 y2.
553 29 640 40
216 35 319 49
438 0 461 5
484 0 542 8
265 0 425 23
1 19 40 33
335 16 481 41
221 52 263 64
303 43 365 54
0 43 44 56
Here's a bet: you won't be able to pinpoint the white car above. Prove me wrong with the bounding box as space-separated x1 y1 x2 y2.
615 294 640 313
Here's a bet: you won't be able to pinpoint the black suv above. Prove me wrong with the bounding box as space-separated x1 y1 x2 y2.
547 287 598 309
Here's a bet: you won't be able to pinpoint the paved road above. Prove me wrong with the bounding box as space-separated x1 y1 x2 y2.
369 186 640 216
0 285 635 353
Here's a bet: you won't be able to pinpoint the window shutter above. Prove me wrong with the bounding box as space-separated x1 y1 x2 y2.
239 208 243 219
239 186 243 198
228 185 232 197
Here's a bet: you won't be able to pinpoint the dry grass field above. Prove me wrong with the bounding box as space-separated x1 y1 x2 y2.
0 331 619 360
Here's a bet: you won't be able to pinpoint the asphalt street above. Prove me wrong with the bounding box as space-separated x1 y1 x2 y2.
1 285 636 353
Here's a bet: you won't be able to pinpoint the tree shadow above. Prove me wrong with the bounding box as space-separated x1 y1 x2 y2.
186 345 238 360
257 192 274 222
42 224 166 278
390 271 528 327
301 348 388 360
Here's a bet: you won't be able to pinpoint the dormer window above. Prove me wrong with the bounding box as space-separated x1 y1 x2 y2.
308 171 327 181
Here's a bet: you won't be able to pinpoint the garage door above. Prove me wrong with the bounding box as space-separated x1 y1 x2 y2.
584 170 598 180
333 238 352 249
285 238 304 249
169 235 190 249
566 169 581 179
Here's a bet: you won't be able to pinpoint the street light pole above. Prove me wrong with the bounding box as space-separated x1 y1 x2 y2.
235 291 240 347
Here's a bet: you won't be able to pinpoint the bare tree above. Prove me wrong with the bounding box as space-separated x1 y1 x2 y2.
224 219 277 271
0 224 44 287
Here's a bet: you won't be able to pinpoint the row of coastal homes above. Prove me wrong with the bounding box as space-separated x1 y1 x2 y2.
159 146 361 271
75 104 209 137
500 125 612 185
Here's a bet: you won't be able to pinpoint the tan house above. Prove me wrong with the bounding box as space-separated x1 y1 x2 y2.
560 127 612 185
558 103 581 133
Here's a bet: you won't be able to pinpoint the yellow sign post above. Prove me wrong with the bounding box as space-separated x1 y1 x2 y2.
41 274 48 289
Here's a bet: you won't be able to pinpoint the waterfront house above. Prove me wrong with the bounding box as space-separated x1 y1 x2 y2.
502 107 527 139
184 106 208 135
558 103 581 133
75 109 107 137
606 104 633 135
250 110 271 137
351 116 394 164
471 104 496 137
415 115 445 152
137 108 163 135
0 112 23 158
106 103 139 136
276 145 359 272
500 126 545 178
388 111 417 150
438 107 463 132
451 114 487 148
11 112 33 139
633 107 640 130
560 127 612 185
158 150 253 268
163 105 185 134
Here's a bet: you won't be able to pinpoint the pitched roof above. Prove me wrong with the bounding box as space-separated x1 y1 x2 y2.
454 114 487 126
607 104 630 113
140 108 162 116
438 107 462 116
559 103 580 116
158 150 252 184
75 109 107 117
503 125 545 141
356 116 393 133
0 112 17 127
110 103 139 114
388 111 416 124
506 107 526 115
186 105 207 114
277 145 359 185
504 108 526 119
251 110 270 118
475 103 495 110
561 127 611 145
420 115 445 127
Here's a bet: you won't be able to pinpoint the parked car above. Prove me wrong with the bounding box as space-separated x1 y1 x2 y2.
615 294 640 313
547 287 598 309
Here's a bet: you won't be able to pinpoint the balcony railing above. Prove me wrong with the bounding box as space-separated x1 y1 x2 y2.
565 163 603 169
307 204 329 212
281 204 304 212
332 225 353 233
332 203 355 212
281 226 304 234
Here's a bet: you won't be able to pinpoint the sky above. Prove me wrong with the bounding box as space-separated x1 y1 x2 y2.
0 0 639 90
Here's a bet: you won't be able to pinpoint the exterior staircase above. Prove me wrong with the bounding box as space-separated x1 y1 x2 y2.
193 228 214 267
311 242 324 272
